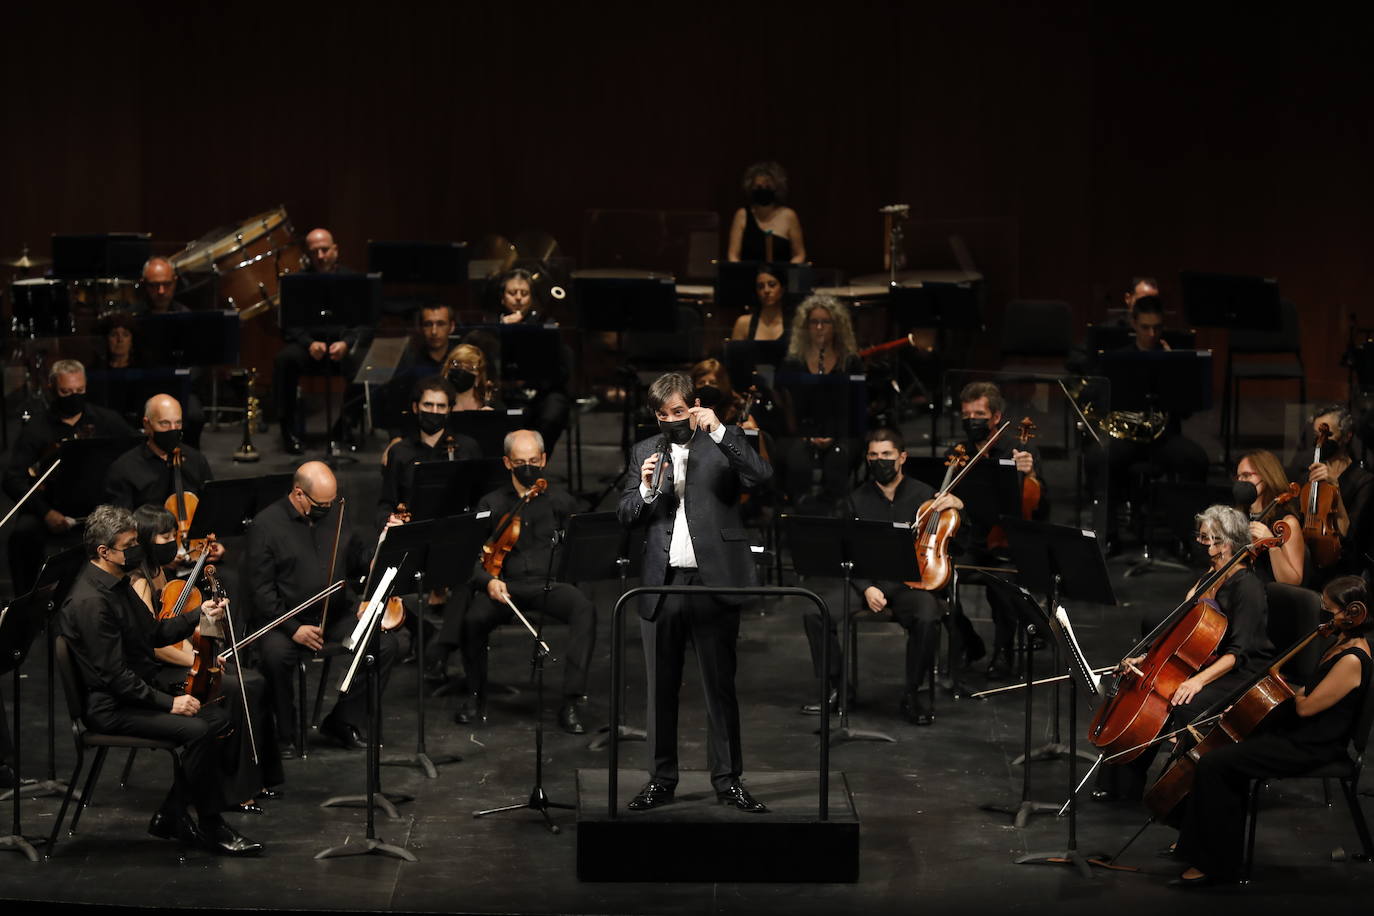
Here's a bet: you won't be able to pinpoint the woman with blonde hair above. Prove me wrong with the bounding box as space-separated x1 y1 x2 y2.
782 295 861 375
1234 449 1305 586
443 343 495 412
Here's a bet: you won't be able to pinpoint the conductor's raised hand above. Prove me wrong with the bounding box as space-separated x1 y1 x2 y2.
688 398 720 435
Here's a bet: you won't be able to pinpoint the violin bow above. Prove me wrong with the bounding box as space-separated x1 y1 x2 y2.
0 458 61 532
317 496 347 636
207 565 258 766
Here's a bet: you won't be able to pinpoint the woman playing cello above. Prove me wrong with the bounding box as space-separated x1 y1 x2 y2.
1095 505 1276 801
1170 575 1372 886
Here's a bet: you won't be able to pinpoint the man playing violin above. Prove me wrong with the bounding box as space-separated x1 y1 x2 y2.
1170 575 1372 887
1095 505 1276 802
799 427 964 725
247 461 397 755
451 429 594 734
1293 404 1373 586
3 359 135 593
58 504 261 856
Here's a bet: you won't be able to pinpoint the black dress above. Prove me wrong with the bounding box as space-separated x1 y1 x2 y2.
1175 645 1372 880
740 209 794 263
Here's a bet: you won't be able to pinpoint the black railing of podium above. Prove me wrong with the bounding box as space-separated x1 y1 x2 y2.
608 585 832 821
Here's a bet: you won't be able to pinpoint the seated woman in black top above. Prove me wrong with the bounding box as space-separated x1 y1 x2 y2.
726 161 807 264
729 265 789 343
1172 575 1373 886
780 295 862 376
1295 404 1373 586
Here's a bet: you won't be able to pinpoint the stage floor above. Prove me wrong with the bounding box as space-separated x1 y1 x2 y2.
2 402 1371 914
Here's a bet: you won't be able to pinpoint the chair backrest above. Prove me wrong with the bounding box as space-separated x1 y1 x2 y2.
1264 582 1324 686
52 634 88 727
1001 300 1073 357
1229 299 1302 357
1348 655 1374 762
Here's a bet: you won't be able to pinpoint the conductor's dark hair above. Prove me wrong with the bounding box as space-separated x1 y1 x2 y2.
412 374 456 406
647 372 694 412
1131 294 1164 317
866 427 906 454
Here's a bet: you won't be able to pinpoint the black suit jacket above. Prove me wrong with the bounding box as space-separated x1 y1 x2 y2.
618 426 772 619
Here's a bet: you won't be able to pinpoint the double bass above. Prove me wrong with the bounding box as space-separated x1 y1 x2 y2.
1087 523 1292 763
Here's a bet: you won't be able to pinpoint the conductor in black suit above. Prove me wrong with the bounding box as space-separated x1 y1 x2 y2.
618 371 773 813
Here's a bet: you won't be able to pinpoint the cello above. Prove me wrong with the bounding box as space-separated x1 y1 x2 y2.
1299 422 1344 569
480 477 548 578
1143 596 1367 819
905 421 1011 591
1087 522 1292 763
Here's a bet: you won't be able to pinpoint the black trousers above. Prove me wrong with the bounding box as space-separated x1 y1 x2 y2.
256 615 399 741
462 580 596 698
957 566 1021 656
1175 731 1334 881
802 585 944 695
84 690 230 822
273 343 362 433
7 514 81 597
640 568 742 794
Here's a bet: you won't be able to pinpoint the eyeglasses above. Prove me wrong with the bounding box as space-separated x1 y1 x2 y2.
807 318 834 327
303 492 335 510
508 459 543 468
1195 532 1220 546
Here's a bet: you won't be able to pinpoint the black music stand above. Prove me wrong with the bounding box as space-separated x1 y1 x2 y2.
406 460 492 520
186 474 293 542
1180 271 1282 331
558 512 647 751
446 409 528 461
316 570 417 863
1000 518 1116 878
786 515 926 745
136 312 241 368
48 436 144 520
368 240 468 285
280 272 382 463
379 515 482 778
0 585 56 860
773 372 869 440
51 233 150 280
714 261 811 309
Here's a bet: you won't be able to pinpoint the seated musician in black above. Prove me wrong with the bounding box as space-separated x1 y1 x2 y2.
1171 575 1372 886
103 394 224 563
3 359 136 593
132 257 191 315
126 504 282 813
377 376 482 526
247 461 398 755
58 504 261 855
799 427 965 725
383 304 456 441
726 160 807 264
454 429 595 735
1096 505 1275 802
728 265 789 343
1089 294 1209 550
955 380 1043 678
274 227 365 454
1292 404 1374 587
488 269 574 454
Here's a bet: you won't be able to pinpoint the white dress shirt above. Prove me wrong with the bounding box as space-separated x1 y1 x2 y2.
640 425 727 569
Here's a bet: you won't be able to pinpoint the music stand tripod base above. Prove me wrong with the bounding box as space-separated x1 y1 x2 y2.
0 779 71 802
1013 743 1100 766
587 723 646 752
1015 849 1113 880
320 791 414 819
315 835 417 862
474 786 576 835
978 799 1059 829
380 751 459 780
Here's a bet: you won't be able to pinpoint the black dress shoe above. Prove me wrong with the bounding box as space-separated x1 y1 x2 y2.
800 687 839 716
899 693 933 726
1168 871 1216 887
716 781 769 813
203 820 263 857
423 657 449 685
627 781 675 811
319 716 366 750
148 808 192 840
1089 789 1119 802
1156 844 1178 859
558 703 586 735
454 693 486 725
235 802 265 815
256 788 283 800
281 428 304 456
279 743 298 760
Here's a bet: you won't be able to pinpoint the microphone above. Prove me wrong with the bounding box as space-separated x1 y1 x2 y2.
649 435 671 496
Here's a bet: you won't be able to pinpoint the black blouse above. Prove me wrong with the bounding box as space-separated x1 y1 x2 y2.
1211 567 1275 677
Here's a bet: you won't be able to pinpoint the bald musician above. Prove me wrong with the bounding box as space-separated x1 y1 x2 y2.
304 228 342 274
136 258 190 315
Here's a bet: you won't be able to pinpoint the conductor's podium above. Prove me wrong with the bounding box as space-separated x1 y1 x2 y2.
575 769 860 883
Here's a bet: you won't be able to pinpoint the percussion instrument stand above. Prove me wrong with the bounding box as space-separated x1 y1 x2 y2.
381 569 461 778
315 644 416 863
588 555 646 751
473 535 572 833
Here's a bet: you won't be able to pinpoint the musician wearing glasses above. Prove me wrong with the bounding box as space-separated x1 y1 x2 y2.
246 461 395 757
1234 449 1306 587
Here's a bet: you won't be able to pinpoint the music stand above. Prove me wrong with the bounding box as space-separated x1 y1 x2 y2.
1000 517 1117 878
714 261 811 309
555 512 647 750
786 515 926 745
368 240 468 285
378 515 482 777
406 460 493 520
0 584 56 860
774 373 869 440
446 409 528 461
51 233 150 280
135 312 241 368
279 272 382 463
187 474 293 541
1180 271 1282 331
48 436 144 520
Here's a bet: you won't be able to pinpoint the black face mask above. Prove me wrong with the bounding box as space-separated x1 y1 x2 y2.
301 496 331 523
659 417 694 446
962 417 990 442
150 540 178 568
513 464 543 489
152 428 182 454
1233 480 1259 509
693 385 724 410
868 458 899 485
448 368 476 394
417 411 447 435
52 392 85 418
110 543 145 572
1190 541 1215 567
1319 439 1341 461
750 186 776 206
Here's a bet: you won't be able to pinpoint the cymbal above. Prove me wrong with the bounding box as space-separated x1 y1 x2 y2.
3 246 51 269
511 230 561 264
469 234 517 278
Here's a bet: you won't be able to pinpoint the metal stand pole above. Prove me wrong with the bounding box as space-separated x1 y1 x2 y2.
824 562 894 745
381 570 461 778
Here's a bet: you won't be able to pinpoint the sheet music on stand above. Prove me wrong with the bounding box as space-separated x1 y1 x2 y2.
341 565 401 693
1050 604 1102 703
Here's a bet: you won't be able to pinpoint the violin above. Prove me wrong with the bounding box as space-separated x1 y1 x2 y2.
183 564 226 703
480 478 547 578
986 417 1042 550
1254 481 1300 526
163 447 205 559
1144 592 1368 819
906 421 1011 591
1087 523 1291 764
360 503 408 631
158 534 215 621
1299 423 1344 569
